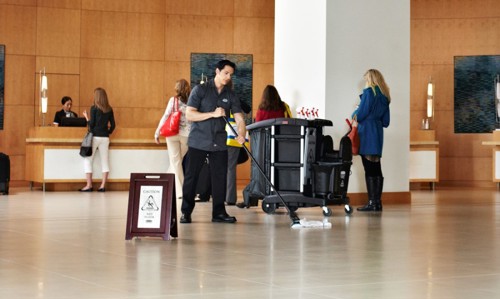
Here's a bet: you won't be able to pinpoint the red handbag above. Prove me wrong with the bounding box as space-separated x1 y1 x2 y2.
159 97 181 137
346 118 360 155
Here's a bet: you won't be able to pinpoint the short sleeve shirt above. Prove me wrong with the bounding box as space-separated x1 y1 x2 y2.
187 79 242 151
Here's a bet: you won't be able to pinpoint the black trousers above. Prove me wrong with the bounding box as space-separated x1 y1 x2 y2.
181 147 228 217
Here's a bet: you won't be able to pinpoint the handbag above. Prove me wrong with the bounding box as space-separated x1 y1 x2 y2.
79 130 93 157
237 147 249 164
346 118 360 156
159 97 181 137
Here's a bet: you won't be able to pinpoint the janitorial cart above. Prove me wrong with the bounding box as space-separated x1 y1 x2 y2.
242 118 353 216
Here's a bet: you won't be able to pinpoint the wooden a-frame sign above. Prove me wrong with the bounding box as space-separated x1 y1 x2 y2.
125 173 178 240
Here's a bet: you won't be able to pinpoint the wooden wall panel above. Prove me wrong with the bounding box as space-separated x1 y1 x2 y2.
440 157 492 181
165 0 234 16
412 19 500 64
234 17 274 64
234 0 274 17
113 107 165 129
438 133 491 158
37 0 81 9
411 0 500 19
411 0 500 185
36 56 80 75
165 15 234 62
4 55 36 106
9 155 26 181
82 0 165 14
81 10 165 60
80 59 164 126
0 5 36 55
36 7 81 57
1 106 34 155
0 0 35 5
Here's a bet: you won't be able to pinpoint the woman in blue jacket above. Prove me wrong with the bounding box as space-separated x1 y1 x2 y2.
352 69 391 211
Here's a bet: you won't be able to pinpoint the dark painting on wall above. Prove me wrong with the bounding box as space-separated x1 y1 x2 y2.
0 45 4 130
190 53 253 124
454 55 500 133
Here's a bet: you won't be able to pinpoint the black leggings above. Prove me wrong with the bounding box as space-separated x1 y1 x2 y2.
361 155 383 177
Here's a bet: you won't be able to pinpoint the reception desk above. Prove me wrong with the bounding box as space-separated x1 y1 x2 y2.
410 130 439 189
25 127 169 191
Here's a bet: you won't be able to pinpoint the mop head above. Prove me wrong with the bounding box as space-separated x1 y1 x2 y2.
291 218 332 229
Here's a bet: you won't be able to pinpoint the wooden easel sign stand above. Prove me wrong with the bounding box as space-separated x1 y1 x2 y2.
125 173 178 240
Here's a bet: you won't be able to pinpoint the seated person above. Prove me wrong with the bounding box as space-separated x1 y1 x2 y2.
53 96 78 126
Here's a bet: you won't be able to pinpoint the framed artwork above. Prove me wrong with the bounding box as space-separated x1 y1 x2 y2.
454 55 500 133
0 45 5 130
190 53 253 124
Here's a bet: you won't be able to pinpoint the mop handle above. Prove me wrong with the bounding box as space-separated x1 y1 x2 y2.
223 116 300 223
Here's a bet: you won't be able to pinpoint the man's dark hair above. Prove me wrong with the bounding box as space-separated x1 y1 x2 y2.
61 96 72 105
215 60 236 72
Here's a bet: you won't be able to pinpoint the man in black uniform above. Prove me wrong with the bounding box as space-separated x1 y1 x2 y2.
180 60 247 223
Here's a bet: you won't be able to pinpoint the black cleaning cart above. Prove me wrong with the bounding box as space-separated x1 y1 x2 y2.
242 118 353 216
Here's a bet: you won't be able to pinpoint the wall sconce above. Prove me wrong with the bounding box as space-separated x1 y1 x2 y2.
496 75 500 127
496 75 500 100
39 68 48 125
422 77 434 130
427 77 433 118
200 73 207 84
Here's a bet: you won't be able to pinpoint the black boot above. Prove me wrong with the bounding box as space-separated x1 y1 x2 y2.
374 176 384 211
357 176 382 212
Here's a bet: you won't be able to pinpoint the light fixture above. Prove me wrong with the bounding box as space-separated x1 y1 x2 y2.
496 75 500 127
421 77 434 130
39 68 48 125
427 77 433 119
200 73 207 84
496 75 499 100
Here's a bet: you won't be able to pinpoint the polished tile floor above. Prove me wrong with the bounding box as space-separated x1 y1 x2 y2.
1 187 500 298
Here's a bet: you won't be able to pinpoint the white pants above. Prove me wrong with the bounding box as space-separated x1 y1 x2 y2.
166 134 188 198
84 137 110 174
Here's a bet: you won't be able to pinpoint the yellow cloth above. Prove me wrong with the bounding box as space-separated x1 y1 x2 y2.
283 102 292 118
226 114 249 147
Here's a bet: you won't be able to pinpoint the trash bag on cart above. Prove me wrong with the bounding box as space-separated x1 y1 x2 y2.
241 126 269 206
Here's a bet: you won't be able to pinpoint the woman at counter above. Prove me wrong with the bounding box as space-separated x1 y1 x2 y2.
79 88 116 192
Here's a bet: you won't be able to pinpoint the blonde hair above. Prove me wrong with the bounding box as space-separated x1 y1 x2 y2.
365 69 391 103
175 79 191 104
93 87 112 113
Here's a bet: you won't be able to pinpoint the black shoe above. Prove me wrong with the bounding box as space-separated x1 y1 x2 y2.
226 202 236 206
356 201 383 212
97 188 105 192
195 198 210 202
212 213 237 223
180 214 192 223
78 187 93 192
236 202 249 209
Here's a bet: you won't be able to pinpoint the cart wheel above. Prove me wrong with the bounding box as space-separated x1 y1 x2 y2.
344 205 353 215
322 206 333 217
262 200 277 214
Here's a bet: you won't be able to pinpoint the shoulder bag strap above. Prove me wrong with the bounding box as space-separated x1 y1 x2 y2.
173 97 179 112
